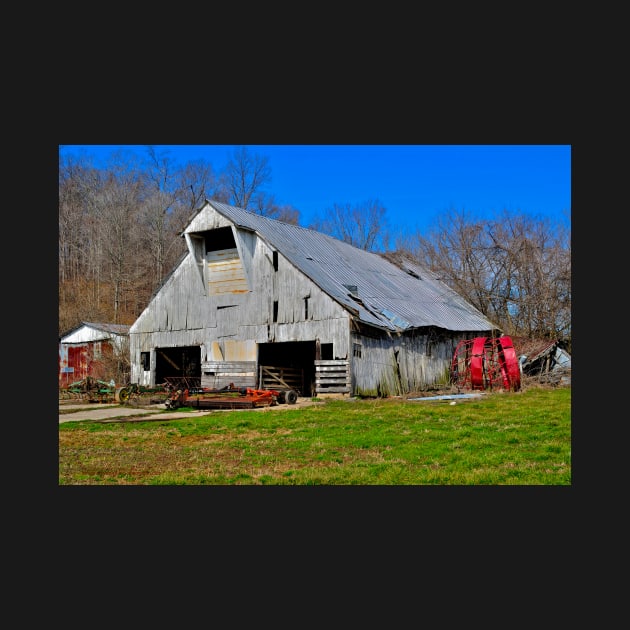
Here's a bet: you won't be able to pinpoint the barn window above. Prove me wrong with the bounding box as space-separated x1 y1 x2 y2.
141 352 150 371
273 300 278 323
353 343 362 358
304 297 309 319
321 343 333 360
273 251 278 271
205 227 236 252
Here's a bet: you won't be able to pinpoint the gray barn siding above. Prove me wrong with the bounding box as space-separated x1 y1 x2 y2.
351 335 404 396
395 332 459 392
351 330 476 396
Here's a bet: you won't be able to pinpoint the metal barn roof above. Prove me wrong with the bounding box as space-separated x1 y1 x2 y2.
205 201 497 333
60 321 131 341
81 322 131 335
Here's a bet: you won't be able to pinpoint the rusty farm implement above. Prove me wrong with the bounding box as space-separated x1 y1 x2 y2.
451 335 521 392
163 378 298 410
59 376 117 403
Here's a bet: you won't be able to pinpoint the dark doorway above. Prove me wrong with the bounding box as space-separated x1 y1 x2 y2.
258 341 316 397
155 346 201 385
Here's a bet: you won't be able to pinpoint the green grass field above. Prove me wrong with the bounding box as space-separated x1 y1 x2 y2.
58 386 571 485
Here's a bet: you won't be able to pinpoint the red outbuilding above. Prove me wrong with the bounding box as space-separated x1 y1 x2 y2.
58 321 130 388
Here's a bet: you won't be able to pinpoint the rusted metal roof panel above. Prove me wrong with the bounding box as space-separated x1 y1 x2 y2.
206 201 497 333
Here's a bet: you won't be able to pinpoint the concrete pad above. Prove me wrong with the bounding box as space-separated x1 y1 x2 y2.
59 397 320 423
59 405 204 423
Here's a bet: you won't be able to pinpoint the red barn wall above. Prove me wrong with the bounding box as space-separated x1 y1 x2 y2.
58 341 115 388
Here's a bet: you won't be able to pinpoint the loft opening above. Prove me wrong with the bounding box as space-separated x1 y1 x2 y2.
205 227 236 252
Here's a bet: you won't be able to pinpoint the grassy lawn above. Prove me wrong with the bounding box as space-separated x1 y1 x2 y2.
58 386 571 485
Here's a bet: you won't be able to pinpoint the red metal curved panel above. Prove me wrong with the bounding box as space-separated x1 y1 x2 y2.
470 337 487 390
451 338 475 387
498 335 521 391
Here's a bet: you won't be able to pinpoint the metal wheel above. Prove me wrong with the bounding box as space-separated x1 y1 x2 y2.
115 387 130 403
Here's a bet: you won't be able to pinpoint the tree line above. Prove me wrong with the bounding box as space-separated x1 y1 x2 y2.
59 145 571 347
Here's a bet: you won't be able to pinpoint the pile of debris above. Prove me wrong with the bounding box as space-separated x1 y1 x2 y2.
513 337 571 386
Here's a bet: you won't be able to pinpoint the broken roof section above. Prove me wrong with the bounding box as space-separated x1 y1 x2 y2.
196 200 499 334
514 338 571 376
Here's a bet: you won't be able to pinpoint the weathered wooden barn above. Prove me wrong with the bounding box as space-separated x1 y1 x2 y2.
59 321 130 387
129 200 500 397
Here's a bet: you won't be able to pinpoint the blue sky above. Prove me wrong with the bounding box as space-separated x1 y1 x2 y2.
59 144 571 234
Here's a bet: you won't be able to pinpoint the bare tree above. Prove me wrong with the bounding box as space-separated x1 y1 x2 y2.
223 146 272 211
139 146 229 291
405 209 493 315
59 153 120 332
398 208 571 342
140 146 187 287
309 199 390 251
245 190 301 223
270 203 300 225
178 160 221 214
491 211 571 339
59 153 93 286
90 166 144 323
